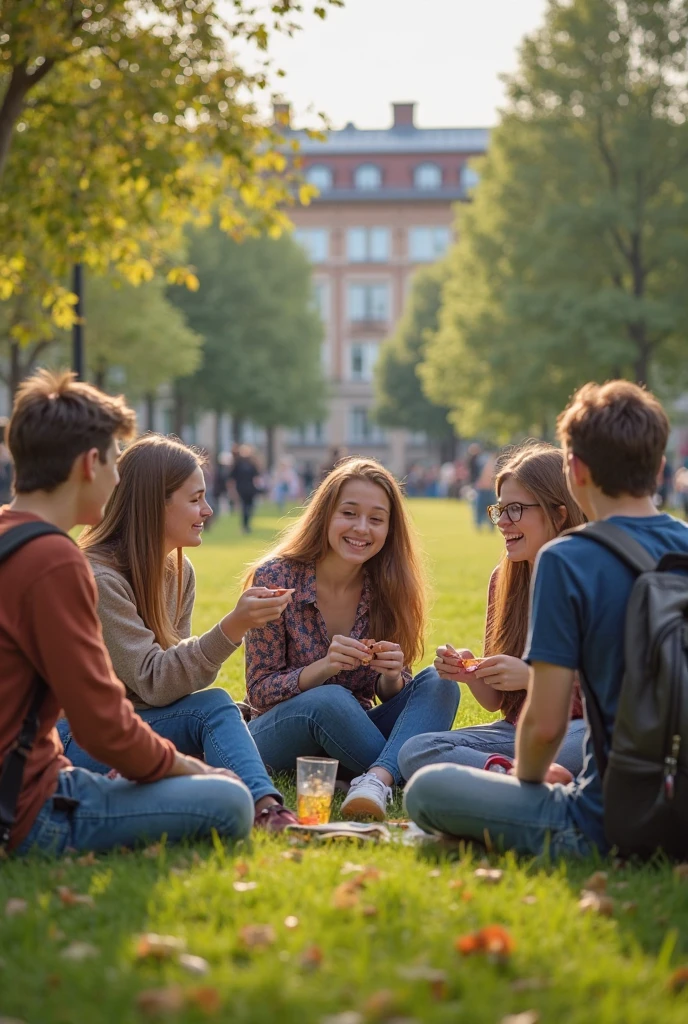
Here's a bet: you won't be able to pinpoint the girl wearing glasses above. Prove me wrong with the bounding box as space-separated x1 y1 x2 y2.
398 442 587 783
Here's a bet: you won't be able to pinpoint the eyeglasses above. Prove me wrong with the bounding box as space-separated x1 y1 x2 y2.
486 502 543 526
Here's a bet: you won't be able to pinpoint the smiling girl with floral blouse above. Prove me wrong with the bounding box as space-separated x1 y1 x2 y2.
243 457 460 821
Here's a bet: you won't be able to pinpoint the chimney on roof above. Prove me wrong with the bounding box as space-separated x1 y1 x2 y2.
392 102 415 129
273 101 291 128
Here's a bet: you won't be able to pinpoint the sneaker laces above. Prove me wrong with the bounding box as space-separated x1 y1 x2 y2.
350 773 392 804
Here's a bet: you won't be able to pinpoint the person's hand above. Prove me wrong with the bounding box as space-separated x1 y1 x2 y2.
222 587 294 645
543 762 574 785
472 655 529 691
167 752 240 780
322 635 373 677
370 641 404 685
434 644 478 682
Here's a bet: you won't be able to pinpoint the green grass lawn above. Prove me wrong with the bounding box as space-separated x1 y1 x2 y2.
2 499 688 1024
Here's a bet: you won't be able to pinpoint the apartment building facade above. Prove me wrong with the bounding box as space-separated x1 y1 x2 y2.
282 102 489 477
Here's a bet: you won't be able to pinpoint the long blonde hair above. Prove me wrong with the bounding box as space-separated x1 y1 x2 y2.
80 434 204 649
484 442 585 715
245 457 427 667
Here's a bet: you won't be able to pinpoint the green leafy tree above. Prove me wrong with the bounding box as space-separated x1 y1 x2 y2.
0 1 341 330
421 0 688 438
374 261 457 459
170 223 325 463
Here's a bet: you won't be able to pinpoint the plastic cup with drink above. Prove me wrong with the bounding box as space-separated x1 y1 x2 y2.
296 756 339 825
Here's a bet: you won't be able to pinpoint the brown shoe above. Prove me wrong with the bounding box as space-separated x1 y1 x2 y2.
254 805 299 833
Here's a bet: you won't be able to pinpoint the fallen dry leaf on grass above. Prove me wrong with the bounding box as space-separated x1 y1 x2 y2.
136 986 185 1016
56 887 95 909
448 878 464 890
281 850 303 862
668 966 688 993
75 851 98 867
320 1014 363 1024
578 891 614 916
233 881 258 892
4 898 28 917
500 1012 539 1024
178 954 210 976
238 924 276 950
60 942 99 961
673 864 688 881
397 965 447 1001
362 989 402 1020
582 871 608 894
332 881 361 910
341 862 364 875
186 986 222 1014
428 869 441 878
234 860 250 878
455 925 515 960
284 915 300 929
300 945 324 970
362 904 378 918
0 1017 28 1024
521 895 538 906
135 934 186 960
473 867 503 884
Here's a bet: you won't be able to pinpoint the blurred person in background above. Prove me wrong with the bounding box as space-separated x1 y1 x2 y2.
474 448 498 529
230 444 262 534
272 455 300 512
675 467 688 521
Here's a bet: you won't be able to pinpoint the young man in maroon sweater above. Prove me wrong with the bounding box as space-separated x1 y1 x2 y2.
0 370 253 854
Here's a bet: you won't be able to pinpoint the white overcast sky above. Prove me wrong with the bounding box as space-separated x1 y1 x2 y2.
262 0 549 129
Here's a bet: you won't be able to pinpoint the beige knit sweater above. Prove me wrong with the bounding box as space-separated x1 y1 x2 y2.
88 555 239 711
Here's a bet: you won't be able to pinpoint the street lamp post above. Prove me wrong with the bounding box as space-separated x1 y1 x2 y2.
72 262 84 380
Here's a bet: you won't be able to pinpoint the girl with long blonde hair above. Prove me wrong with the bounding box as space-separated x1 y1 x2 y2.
57 434 299 832
398 442 587 782
244 456 460 820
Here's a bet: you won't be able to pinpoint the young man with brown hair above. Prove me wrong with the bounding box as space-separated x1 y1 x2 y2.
405 380 688 857
0 370 253 855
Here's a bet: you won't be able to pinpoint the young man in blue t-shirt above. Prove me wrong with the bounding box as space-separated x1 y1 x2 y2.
405 380 688 858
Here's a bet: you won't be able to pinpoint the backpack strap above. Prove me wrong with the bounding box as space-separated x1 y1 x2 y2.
0 521 69 848
565 521 657 574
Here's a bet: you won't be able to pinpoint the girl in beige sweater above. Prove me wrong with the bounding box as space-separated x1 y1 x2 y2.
56 434 297 832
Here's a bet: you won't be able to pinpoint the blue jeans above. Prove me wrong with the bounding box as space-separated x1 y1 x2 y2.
474 489 494 528
403 764 594 859
398 717 587 778
16 766 253 856
57 689 280 806
248 666 460 786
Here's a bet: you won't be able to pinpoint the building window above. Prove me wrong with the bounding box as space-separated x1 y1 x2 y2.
294 228 329 264
354 164 382 190
347 283 390 323
290 421 327 445
346 227 390 263
311 280 329 322
306 165 333 191
461 164 481 192
349 341 380 382
408 226 451 263
414 163 442 190
348 407 385 445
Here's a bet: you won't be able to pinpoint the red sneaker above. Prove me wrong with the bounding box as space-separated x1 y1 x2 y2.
254 805 299 833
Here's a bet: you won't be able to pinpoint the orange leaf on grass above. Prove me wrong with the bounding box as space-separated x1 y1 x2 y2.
455 925 514 959
362 989 401 1020
186 986 222 1015
300 945 324 970
136 986 185 1016
668 966 688 993
56 887 95 909
673 864 688 881
238 924 276 950
234 860 250 878
332 881 360 910
135 934 186 960
582 871 608 894
578 891 614 916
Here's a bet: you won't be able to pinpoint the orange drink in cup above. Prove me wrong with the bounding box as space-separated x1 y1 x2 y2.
296 757 339 825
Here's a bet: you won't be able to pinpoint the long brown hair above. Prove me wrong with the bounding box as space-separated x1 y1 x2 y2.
484 442 585 715
80 434 204 649
245 457 427 667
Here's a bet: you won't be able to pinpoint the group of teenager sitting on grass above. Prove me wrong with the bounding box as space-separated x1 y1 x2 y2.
1 369 686 859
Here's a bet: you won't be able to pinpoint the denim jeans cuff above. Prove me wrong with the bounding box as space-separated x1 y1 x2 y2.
369 761 402 787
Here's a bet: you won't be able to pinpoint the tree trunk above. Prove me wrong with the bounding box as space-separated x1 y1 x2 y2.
266 425 276 470
629 322 651 386
145 392 155 432
213 409 222 462
232 414 244 445
172 383 185 438
0 60 55 182
9 339 22 396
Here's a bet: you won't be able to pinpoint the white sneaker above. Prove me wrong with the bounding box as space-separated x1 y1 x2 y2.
340 772 392 821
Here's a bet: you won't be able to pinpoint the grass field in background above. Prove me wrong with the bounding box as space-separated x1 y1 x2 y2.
2 499 688 1024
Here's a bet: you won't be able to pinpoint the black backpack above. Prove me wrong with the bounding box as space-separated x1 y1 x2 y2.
572 521 688 859
0 521 67 848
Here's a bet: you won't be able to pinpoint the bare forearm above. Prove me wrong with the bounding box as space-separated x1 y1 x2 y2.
376 673 405 701
515 711 566 783
466 678 503 712
298 658 337 691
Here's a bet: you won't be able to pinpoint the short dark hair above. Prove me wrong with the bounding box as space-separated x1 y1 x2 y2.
557 380 669 498
8 370 137 493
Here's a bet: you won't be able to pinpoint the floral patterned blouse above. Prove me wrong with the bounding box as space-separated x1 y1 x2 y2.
245 557 412 718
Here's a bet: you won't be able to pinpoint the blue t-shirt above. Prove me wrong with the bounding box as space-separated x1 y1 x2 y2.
525 514 688 851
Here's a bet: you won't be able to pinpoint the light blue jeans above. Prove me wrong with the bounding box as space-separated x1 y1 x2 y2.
398 717 587 778
248 666 460 786
16 766 254 856
403 764 595 859
57 689 281 806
